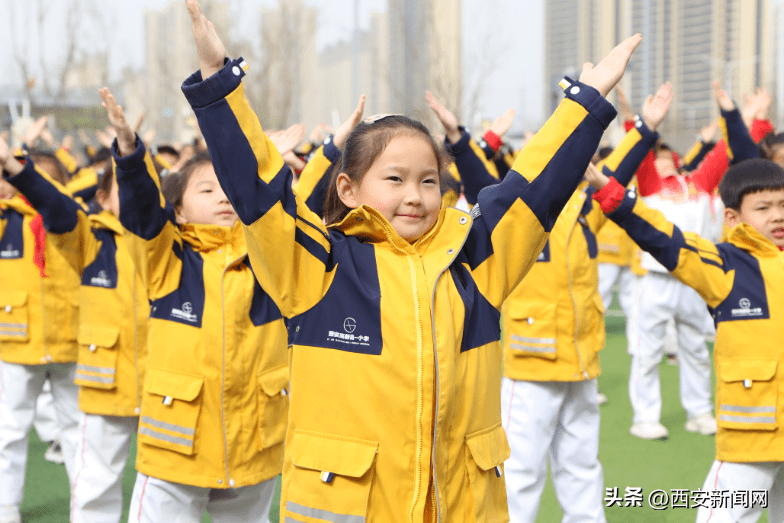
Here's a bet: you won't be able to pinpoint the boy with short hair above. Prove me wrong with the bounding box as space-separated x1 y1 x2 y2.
586 155 784 522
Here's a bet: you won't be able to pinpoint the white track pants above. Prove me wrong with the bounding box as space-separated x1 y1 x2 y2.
33 379 61 443
70 414 137 523
597 264 639 354
0 362 79 516
629 272 713 424
695 460 784 523
129 473 276 523
502 378 606 523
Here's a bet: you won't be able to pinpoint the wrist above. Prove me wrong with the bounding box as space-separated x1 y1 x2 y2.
446 129 462 144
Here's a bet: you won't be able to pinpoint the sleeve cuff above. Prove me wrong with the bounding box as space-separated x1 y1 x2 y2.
483 130 503 152
444 126 472 155
182 57 248 109
560 77 617 129
111 134 147 175
321 135 342 164
593 177 626 214
720 106 743 127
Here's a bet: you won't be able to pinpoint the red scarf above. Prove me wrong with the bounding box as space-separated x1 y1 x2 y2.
17 195 47 277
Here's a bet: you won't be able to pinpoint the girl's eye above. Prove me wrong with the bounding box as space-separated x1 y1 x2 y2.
387 176 402 182
423 178 437 185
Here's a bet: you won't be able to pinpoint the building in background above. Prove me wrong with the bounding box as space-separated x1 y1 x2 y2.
545 0 773 150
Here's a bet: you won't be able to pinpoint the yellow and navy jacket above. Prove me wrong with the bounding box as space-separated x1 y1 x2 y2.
601 187 784 463
448 121 657 381
183 58 616 523
292 136 341 218
0 177 81 365
114 138 289 488
5 161 149 416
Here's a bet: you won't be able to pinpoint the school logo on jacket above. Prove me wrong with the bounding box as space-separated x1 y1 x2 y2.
171 302 198 323
0 243 20 259
90 270 113 288
327 317 371 347
731 298 763 319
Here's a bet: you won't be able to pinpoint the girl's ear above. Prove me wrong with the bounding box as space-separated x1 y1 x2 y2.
724 206 742 228
175 205 188 225
336 172 358 209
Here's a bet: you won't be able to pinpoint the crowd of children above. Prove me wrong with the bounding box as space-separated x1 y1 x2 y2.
0 1 782 521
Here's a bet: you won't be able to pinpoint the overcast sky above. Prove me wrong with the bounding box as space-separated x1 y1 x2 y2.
0 0 545 129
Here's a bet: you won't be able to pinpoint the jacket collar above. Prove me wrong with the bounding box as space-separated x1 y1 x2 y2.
727 223 783 258
1 195 37 216
330 203 464 257
180 220 247 254
89 210 124 235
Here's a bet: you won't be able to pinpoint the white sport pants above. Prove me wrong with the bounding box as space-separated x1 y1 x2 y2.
33 379 61 443
70 414 137 523
0 362 80 516
129 473 276 523
597 263 639 354
629 272 713 424
695 460 784 523
502 378 607 523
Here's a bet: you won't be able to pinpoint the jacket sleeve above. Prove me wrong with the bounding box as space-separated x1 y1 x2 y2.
601 186 732 307
751 118 774 142
464 78 617 309
293 136 341 219
114 137 182 300
446 129 500 205
680 139 713 172
181 58 333 318
3 158 97 274
690 108 758 194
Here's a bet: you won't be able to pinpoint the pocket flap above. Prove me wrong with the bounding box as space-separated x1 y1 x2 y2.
465 423 511 471
291 430 378 478
506 300 555 321
145 367 204 401
259 365 289 396
1 291 28 307
77 325 120 348
720 360 777 383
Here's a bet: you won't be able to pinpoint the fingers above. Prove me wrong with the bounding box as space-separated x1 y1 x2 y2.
351 95 366 121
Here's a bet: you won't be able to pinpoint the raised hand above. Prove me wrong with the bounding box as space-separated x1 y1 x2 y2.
641 81 673 131
579 34 641 98
134 110 147 133
333 95 365 151
25 115 49 147
99 87 136 157
62 134 75 152
309 123 331 145
713 81 734 112
269 124 305 157
615 84 634 122
584 162 611 191
0 133 24 176
700 121 718 143
741 87 772 128
185 0 227 81
426 91 461 144
142 129 156 148
95 129 114 149
488 109 516 139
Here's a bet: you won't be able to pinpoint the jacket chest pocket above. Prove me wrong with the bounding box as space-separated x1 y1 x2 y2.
504 301 557 360
138 367 204 455
718 360 778 431
284 430 378 523
257 365 290 451
464 423 510 522
75 326 120 390
0 291 29 342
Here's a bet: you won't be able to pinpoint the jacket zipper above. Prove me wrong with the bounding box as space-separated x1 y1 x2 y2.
407 256 425 523
132 268 141 411
565 215 588 378
220 254 246 485
40 278 47 360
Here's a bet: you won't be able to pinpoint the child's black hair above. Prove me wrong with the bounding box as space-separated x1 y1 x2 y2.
719 158 784 210
156 145 180 160
161 150 212 209
597 146 614 161
757 132 784 162
322 115 450 226
28 149 70 185
90 147 112 166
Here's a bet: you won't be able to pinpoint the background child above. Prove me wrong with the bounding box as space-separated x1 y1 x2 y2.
103 87 289 523
182 2 639 520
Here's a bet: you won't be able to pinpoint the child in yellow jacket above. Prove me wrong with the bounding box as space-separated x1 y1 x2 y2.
100 88 289 523
0 146 82 523
1 131 150 522
181 2 640 521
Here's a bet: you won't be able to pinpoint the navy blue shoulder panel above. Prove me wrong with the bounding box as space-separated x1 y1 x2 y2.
82 229 118 289
242 258 284 326
711 244 770 324
0 209 24 260
288 232 382 355
450 254 501 352
149 242 205 328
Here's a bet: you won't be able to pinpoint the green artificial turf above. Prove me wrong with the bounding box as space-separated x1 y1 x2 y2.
19 301 769 522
